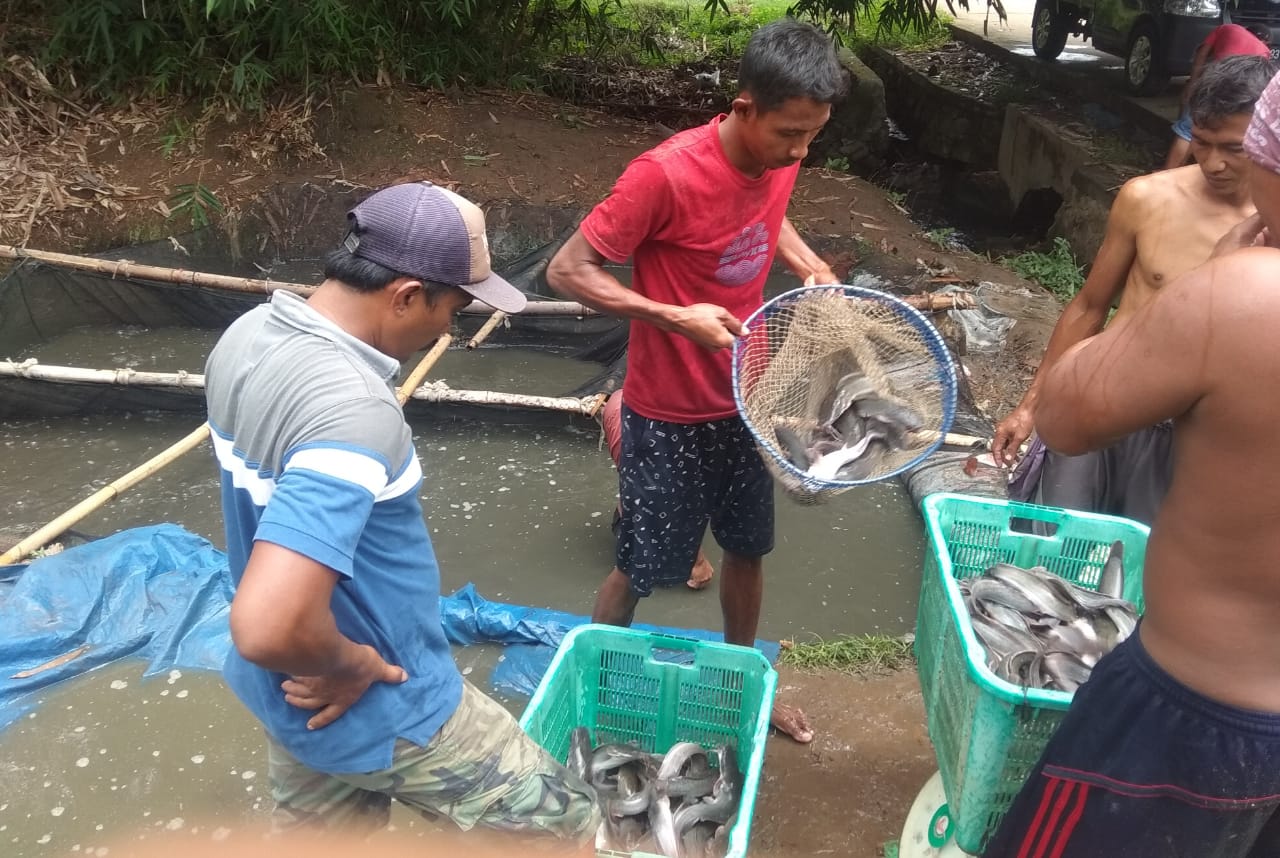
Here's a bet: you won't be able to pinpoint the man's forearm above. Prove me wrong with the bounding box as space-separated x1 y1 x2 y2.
550 264 681 329
777 218 835 282
232 606 367 677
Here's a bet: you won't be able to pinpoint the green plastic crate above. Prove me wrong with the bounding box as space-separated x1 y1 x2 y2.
916 493 1149 855
519 624 777 858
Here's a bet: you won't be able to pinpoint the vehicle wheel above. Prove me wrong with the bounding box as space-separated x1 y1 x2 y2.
1125 22 1170 96
1031 0 1070 61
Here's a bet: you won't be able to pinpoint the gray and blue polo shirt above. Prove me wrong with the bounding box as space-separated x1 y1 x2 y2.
205 290 461 774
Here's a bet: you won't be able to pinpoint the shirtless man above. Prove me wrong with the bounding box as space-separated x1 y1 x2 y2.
992 55 1273 525
982 69 1280 858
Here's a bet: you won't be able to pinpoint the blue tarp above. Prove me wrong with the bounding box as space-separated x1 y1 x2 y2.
0 525 777 730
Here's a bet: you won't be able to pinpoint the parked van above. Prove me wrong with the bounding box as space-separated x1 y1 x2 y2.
1031 0 1280 94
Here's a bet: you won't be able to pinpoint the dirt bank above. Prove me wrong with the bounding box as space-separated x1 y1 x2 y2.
755 666 935 856
10 84 1056 417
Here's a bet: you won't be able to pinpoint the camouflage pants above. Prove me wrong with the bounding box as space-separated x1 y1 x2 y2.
267 680 600 844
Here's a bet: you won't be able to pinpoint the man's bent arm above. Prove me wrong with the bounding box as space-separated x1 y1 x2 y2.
547 229 745 350
1012 184 1144 416
777 218 837 283
230 540 372 676
547 229 682 328
1036 263 1213 455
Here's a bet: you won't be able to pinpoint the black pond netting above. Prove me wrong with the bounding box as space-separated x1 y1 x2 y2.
1 200 1010 502
0 224 629 421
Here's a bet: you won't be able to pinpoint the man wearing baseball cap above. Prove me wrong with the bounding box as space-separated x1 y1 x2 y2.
204 182 598 846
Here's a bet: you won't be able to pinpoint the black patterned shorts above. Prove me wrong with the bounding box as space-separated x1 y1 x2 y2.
615 403 774 596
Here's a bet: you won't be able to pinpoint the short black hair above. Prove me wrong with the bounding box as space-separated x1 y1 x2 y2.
738 18 847 114
322 246 456 302
1190 54 1276 129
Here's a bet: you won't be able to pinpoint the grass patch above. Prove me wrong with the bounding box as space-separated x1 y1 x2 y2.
781 633 915 675
843 0 952 52
925 226 960 250
1001 236 1085 301
555 0 950 68
555 1 792 66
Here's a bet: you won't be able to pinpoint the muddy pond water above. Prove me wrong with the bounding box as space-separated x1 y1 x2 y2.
1 282 930 857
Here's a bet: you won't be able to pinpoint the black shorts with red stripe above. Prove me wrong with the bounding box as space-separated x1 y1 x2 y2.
984 631 1280 858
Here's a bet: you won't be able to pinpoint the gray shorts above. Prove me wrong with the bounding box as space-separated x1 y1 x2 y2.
1014 423 1173 525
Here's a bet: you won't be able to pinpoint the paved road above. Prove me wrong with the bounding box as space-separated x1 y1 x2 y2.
948 0 1183 123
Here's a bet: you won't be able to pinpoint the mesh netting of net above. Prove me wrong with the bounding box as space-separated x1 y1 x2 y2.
733 285 958 505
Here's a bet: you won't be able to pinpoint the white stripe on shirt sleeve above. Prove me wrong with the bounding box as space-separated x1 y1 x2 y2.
285 448 389 496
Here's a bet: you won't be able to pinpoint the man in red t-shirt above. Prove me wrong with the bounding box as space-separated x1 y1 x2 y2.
1165 23 1271 169
548 18 847 744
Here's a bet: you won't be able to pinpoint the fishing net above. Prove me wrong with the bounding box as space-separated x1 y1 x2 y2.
733 283 957 505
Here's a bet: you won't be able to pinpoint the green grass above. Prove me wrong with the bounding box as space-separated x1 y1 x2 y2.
167 182 225 230
781 633 916 674
554 0 950 67
553 0 791 66
1001 236 1085 301
845 0 952 52
925 226 959 250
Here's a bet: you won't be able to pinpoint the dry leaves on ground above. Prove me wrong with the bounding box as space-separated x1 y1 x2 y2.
220 94 328 166
0 55 156 246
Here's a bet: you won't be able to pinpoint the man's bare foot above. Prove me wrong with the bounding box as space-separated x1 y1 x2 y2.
771 700 813 743
686 553 714 590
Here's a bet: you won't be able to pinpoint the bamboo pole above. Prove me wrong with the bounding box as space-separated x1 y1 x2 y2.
0 244 599 316
2 244 979 315
908 291 976 312
0 359 206 389
409 385 606 416
0 422 212 566
464 300 596 317
0 336 454 566
466 311 507 349
918 430 989 448
0 243 314 297
396 335 452 405
0 359 610 416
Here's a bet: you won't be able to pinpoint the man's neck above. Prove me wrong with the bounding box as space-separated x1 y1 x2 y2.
307 279 383 351
717 113 766 179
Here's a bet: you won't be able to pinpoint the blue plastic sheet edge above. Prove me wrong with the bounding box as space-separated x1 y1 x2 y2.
0 524 778 731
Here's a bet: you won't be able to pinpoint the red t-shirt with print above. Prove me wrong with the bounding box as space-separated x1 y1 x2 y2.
580 115 800 423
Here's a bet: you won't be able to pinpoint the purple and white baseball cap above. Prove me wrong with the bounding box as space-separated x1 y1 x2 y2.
345 182 527 314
